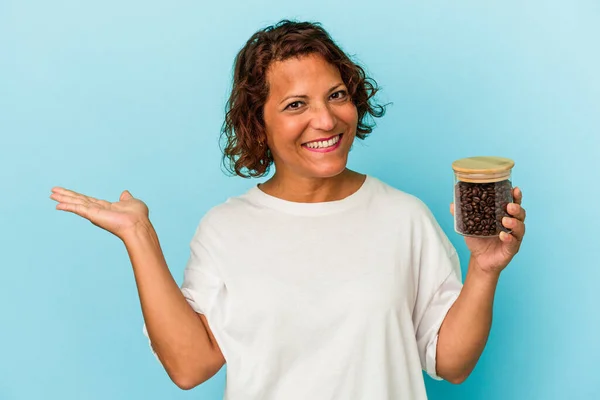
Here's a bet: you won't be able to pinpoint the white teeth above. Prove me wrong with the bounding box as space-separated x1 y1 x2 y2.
305 134 341 149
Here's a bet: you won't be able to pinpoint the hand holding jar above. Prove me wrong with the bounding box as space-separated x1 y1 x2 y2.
450 156 527 275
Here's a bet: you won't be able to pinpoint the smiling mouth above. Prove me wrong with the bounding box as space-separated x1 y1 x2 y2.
301 133 343 149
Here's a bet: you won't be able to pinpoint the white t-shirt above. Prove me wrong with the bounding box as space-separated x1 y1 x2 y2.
143 175 463 399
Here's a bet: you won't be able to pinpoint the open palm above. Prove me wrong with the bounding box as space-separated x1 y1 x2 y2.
50 187 150 241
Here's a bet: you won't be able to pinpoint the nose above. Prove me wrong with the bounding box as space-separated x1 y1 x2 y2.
309 103 337 132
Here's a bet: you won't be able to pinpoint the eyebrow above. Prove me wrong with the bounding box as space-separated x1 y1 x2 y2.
279 83 345 105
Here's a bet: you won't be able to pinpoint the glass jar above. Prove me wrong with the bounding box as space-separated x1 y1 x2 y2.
451 156 515 238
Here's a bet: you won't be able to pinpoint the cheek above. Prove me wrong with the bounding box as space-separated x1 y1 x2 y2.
272 119 306 146
341 105 359 130
267 118 306 151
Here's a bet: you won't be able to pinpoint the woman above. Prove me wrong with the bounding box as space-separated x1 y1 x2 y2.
50 20 526 399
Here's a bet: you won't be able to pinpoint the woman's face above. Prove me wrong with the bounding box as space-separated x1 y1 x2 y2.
262 54 358 180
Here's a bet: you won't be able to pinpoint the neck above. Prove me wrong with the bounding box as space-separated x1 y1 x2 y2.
258 169 366 203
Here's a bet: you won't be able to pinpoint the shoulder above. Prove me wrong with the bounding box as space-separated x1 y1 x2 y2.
368 176 455 251
367 175 435 219
192 188 260 234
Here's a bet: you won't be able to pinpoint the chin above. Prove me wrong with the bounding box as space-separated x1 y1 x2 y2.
306 162 348 179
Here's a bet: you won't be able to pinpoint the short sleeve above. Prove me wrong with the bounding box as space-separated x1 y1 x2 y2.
180 219 225 316
411 202 463 380
142 217 225 361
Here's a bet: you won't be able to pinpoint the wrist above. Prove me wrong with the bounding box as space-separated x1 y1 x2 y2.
467 257 501 284
120 218 156 243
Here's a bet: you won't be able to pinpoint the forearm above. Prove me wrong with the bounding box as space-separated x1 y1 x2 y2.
123 222 217 387
435 256 500 383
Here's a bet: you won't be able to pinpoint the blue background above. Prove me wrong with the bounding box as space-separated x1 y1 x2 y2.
1 1 599 399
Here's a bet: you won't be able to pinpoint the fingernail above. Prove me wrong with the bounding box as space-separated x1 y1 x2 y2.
502 217 511 226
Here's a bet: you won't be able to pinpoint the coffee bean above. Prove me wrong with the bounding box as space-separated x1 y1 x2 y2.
454 179 513 237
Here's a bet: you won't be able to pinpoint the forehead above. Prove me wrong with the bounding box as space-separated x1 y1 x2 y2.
266 54 342 96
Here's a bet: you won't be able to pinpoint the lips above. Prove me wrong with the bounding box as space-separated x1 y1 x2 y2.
301 133 343 146
301 133 343 153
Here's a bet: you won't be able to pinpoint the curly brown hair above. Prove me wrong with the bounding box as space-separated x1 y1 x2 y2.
220 19 387 178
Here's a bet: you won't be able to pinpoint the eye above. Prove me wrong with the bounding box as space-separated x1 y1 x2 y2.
330 90 348 100
285 101 303 110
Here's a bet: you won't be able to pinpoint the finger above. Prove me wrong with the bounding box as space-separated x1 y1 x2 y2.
51 187 83 197
50 192 88 207
86 197 111 207
502 217 525 242
499 231 518 250
449 202 455 216
507 203 526 222
512 187 523 205
55 201 92 219
120 190 134 201
51 188 109 207
51 187 90 200
499 227 524 253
